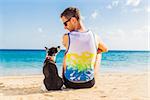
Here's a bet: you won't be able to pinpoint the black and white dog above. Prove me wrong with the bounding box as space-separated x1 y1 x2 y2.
42 46 63 91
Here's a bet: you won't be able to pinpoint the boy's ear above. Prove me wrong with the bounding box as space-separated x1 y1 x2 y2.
71 17 77 23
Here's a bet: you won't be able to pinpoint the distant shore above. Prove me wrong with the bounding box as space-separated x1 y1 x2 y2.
0 71 149 100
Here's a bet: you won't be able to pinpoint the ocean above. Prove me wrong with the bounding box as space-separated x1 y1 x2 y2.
0 50 149 76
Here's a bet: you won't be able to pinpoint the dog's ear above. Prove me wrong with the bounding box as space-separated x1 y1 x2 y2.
57 46 60 48
57 46 60 51
45 47 48 50
45 47 49 54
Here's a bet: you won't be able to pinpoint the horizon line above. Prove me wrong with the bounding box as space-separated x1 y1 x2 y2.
0 49 149 52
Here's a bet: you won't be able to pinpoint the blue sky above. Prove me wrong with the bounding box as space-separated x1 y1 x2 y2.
0 0 149 50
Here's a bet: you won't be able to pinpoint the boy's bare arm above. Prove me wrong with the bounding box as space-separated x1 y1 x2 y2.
62 34 69 49
94 34 108 87
95 34 108 53
62 34 68 76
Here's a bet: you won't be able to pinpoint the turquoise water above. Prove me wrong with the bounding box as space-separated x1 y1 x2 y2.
0 50 149 76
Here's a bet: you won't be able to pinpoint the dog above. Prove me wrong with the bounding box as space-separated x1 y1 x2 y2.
42 46 63 91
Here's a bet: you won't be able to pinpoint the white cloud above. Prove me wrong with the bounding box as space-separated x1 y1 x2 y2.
132 26 148 36
109 29 126 38
106 0 119 10
87 24 148 50
147 7 150 13
106 5 112 9
91 10 98 19
112 0 119 7
96 26 148 50
81 15 85 20
121 0 144 14
132 8 142 13
37 27 43 33
126 0 141 7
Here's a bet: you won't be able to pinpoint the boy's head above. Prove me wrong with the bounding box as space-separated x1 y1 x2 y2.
60 7 81 32
60 7 80 21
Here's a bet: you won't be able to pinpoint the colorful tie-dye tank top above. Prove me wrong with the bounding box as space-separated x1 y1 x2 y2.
64 30 97 83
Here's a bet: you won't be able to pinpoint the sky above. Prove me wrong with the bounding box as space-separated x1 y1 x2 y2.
0 0 149 50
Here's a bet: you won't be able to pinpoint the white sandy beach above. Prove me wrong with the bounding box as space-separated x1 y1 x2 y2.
0 72 149 100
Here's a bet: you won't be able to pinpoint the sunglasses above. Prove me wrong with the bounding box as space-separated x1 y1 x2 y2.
63 17 72 26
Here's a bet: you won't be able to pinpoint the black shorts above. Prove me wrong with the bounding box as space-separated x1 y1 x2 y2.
63 75 95 89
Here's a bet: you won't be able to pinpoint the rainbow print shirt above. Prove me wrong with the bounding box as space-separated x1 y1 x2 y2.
64 30 97 83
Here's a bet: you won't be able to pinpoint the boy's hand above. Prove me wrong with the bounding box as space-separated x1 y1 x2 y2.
97 48 103 54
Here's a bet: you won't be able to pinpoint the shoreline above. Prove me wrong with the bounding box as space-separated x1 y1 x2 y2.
0 71 149 100
0 69 149 77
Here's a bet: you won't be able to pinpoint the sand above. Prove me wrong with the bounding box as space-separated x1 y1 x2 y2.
0 72 149 100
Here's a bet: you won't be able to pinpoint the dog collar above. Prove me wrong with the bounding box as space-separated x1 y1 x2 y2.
46 56 54 62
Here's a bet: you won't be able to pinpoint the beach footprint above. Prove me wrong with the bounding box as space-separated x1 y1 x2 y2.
0 83 4 88
100 95 107 98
